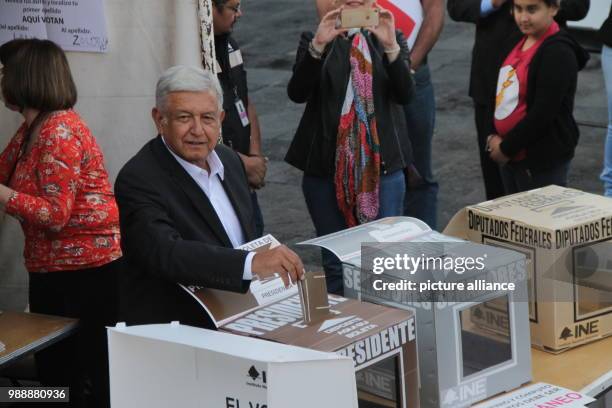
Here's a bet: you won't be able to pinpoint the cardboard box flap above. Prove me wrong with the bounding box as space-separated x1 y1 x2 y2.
299 216 445 262
443 208 469 239
109 323 347 364
465 186 612 231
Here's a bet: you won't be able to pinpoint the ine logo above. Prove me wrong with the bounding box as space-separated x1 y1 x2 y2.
443 389 459 406
441 379 487 407
559 327 573 340
559 321 599 341
248 366 261 381
246 366 267 389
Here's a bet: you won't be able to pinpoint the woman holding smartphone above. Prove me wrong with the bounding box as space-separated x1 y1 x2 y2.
285 0 415 294
487 0 589 194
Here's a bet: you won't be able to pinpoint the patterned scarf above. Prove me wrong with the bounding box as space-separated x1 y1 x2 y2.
334 32 381 227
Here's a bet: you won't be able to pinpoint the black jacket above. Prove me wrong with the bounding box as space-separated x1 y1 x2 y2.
447 0 590 105
114 136 256 328
285 30 414 177
498 31 590 170
600 7 612 47
216 34 251 155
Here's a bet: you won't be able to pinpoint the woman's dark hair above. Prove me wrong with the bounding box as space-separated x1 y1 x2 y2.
0 39 29 66
0 38 77 112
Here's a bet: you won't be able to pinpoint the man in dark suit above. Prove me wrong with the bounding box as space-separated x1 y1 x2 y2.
115 65 304 329
447 0 590 200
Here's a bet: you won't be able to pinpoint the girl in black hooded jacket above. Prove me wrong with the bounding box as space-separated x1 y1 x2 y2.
487 0 590 194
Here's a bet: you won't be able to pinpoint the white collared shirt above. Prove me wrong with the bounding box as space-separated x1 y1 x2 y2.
162 137 254 280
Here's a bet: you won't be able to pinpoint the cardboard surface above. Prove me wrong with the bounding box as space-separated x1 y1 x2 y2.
108 323 358 408
531 336 612 394
444 186 612 352
0 311 78 367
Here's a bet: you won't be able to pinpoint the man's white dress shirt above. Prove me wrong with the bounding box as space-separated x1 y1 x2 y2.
162 137 255 280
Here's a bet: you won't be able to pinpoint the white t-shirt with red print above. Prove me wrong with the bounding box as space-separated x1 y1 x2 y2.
494 21 560 161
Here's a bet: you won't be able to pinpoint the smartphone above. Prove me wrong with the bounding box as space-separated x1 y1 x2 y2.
339 7 379 29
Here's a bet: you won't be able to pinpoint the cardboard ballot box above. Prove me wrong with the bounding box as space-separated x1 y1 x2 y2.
444 186 612 353
301 217 532 408
221 294 419 408
179 234 420 408
108 323 358 408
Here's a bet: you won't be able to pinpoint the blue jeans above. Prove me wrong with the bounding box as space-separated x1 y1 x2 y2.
500 161 570 195
403 63 439 229
601 45 612 197
303 170 405 295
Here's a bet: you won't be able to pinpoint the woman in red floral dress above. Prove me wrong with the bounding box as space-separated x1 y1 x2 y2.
0 39 121 407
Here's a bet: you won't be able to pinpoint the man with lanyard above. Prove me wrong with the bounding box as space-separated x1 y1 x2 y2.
382 0 444 230
212 0 266 236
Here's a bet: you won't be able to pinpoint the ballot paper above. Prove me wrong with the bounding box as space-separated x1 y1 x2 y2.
298 271 332 324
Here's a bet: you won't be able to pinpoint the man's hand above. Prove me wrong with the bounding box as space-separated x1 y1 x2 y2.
239 153 268 189
252 245 305 287
487 134 510 165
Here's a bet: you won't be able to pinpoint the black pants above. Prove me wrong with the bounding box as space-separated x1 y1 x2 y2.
500 160 571 194
29 258 121 408
474 102 505 200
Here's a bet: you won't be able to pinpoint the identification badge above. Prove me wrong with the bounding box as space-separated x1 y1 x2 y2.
229 49 243 68
235 98 250 127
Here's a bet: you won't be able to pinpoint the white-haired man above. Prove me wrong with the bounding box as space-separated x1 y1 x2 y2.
115 65 304 328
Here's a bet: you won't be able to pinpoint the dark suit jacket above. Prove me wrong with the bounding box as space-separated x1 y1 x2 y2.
114 136 256 329
447 0 590 105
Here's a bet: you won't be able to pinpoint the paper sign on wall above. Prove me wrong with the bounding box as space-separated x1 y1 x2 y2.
0 0 108 53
